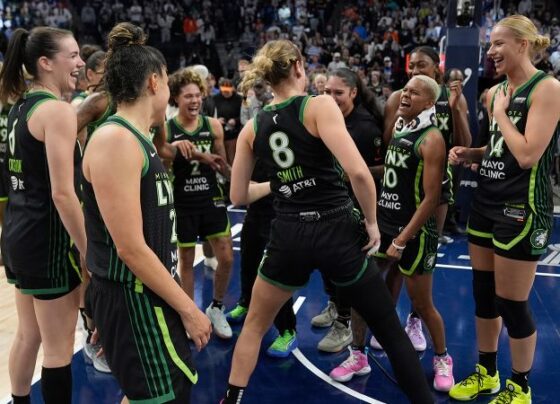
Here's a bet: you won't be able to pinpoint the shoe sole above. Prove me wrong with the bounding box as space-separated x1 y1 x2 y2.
317 338 352 353
330 366 372 383
433 377 455 392
449 385 501 401
266 341 298 358
311 320 334 328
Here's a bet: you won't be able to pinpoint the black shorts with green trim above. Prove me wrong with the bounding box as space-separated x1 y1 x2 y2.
89 276 196 404
7 253 82 300
258 206 374 290
374 230 438 276
467 202 551 261
176 207 230 247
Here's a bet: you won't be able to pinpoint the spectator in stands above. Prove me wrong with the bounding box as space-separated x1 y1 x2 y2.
328 52 346 72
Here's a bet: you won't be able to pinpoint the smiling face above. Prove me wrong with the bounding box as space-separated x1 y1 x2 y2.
325 75 356 117
408 51 438 80
487 25 527 76
397 77 435 121
47 35 84 93
176 83 203 120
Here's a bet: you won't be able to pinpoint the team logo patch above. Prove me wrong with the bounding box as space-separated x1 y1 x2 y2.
424 253 436 270
530 229 548 249
430 113 437 127
374 137 382 147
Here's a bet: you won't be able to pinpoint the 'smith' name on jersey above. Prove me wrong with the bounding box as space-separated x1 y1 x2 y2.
378 144 411 210
480 110 522 181
155 171 178 277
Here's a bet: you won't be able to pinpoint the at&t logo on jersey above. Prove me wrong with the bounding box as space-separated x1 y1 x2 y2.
279 185 292 198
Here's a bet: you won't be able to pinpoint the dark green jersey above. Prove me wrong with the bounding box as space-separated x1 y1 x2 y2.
0 102 12 164
2 91 74 275
476 71 557 223
253 95 349 213
83 116 178 290
167 115 224 212
377 126 438 237
435 85 454 153
87 96 116 141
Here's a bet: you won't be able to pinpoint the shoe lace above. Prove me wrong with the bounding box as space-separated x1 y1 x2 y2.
408 318 422 338
458 371 483 388
341 351 360 369
493 387 518 404
434 357 450 376
272 331 293 349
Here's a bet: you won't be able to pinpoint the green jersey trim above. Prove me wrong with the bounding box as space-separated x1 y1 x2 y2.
414 160 424 208
154 306 199 384
331 258 369 287
25 93 58 121
172 115 203 136
263 95 298 111
128 392 175 404
526 72 547 107
512 70 543 99
88 100 114 134
466 225 493 238
298 95 311 124
109 116 152 177
493 213 533 251
399 232 425 276
165 121 172 143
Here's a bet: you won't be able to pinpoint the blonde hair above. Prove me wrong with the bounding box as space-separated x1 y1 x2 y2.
411 75 441 103
168 68 207 107
240 40 302 94
496 15 550 57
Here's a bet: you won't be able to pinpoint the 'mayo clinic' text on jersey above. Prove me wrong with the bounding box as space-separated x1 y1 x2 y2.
167 115 225 213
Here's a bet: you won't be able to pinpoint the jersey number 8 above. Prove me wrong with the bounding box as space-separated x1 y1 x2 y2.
269 131 294 169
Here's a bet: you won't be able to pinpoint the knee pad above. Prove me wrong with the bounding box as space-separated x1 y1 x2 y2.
495 296 536 339
472 270 499 319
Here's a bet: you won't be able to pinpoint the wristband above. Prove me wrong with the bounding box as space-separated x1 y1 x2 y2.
391 239 406 252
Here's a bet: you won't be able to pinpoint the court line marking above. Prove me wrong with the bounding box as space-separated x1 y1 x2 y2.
437 263 560 278
291 298 385 404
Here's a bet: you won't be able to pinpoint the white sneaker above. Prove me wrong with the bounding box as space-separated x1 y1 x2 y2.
93 353 111 373
83 335 111 374
405 314 427 351
311 301 337 328
317 321 352 352
204 257 218 270
369 334 383 350
206 304 232 339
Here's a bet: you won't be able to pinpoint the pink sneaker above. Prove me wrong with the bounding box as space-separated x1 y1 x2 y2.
433 354 454 392
405 314 427 351
329 348 371 382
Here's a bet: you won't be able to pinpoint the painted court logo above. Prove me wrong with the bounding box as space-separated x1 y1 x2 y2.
424 253 436 270
530 229 548 249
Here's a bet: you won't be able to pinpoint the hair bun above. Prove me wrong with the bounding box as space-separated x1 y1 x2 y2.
108 22 146 51
534 34 551 52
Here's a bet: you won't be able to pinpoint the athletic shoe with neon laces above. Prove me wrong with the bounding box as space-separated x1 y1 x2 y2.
206 304 232 339
226 303 248 323
433 354 454 392
329 348 371 382
311 301 337 328
489 379 531 404
369 334 383 350
266 330 297 358
449 364 501 401
317 320 352 352
405 314 427 351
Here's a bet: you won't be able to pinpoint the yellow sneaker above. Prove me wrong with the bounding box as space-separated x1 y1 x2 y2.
449 364 500 401
489 379 531 404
